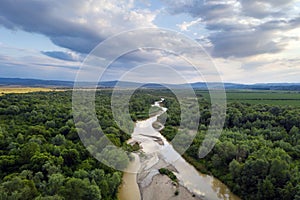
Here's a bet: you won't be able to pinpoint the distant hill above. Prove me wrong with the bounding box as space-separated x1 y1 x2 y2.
0 78 74 88
0 78 300 91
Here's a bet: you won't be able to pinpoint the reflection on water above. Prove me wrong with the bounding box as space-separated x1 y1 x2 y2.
119 99 240 200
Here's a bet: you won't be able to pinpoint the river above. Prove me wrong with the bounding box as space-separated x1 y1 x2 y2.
118 99 240 200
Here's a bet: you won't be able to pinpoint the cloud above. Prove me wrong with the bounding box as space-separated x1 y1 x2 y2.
0 0 157 54
164 0 239 21
0 0 299 83
0 44 81 80
163 0 300 58
209 28 286 58
41 51 83 62
177 18 202 31
240 0 294 18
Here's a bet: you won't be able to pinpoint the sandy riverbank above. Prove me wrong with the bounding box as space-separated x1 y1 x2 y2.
136 157 203 200
141 174 202 200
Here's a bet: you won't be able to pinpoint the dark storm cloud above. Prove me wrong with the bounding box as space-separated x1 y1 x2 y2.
0 0 158 69
163 0 300 58
0 0 104 53
1 0 299 60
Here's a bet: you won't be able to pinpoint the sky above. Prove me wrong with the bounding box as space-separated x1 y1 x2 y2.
0 0 300 84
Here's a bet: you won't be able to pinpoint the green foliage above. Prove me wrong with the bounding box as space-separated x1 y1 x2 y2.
0 175 39 200
0 91 141 199
160 90 300 200
1 89 300 200
159 168 178 183
129 90 161 121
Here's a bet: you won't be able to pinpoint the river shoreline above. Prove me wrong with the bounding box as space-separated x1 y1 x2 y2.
118 100 201 200
141 174 203 200
118 99 240 200
136 151 204 200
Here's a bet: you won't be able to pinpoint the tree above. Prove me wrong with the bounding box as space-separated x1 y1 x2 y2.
269 159 290 186
51 134 65 146
47 173 65 196
6 105 20 115
20 142 40 163
61 149 79 166
1 176 39 200
258 177 275 200
229 159 242 179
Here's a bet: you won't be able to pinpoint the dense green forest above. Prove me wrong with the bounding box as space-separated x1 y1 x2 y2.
159 90 300 200
0 89 300 200
0 90 158 200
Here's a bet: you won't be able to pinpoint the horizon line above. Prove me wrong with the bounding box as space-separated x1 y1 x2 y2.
0 77 300 85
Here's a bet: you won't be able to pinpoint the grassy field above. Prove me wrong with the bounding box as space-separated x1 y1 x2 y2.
196 90 300 106
1 88 300 106
0 87 63 95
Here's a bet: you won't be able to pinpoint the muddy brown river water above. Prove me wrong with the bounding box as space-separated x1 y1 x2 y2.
118 100 240 200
